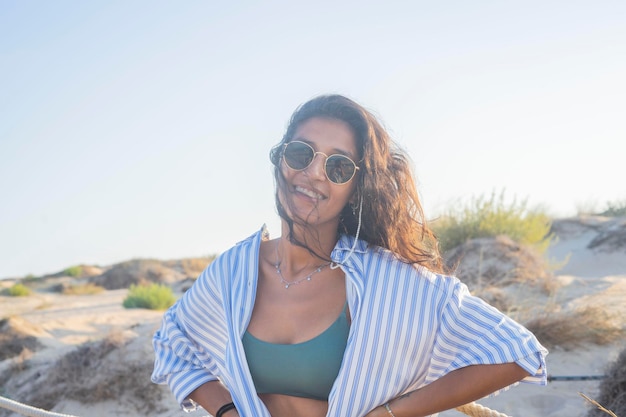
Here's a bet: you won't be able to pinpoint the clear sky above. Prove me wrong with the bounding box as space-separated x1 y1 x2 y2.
1 1 625 278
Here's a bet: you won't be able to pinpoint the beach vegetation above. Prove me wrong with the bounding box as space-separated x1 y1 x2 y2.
599 199 626 217
91 257 214 290
524 304 626 351
62 283 106 295
575 199 600 216
122 283 176 310
6 283 31 297
585 347 626 417
0 316 43 361
581 393 619 417
444 235 558 302
2 332 164 414
171 256 215 279
22 274 39 283
432 190 554 253
63 265 83 277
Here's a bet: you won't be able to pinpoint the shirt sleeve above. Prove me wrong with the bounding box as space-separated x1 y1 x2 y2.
151 231 263 414
428 280 548 394
151 302 220 410
151 258 232 411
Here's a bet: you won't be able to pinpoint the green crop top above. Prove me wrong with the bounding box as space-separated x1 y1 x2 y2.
242 304 349 401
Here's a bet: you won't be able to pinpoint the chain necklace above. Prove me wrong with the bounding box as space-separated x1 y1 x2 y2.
274 241 330 289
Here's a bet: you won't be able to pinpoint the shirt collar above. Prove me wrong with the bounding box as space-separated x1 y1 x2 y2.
331 233 368 269
253 226 369 265
334 233 368 253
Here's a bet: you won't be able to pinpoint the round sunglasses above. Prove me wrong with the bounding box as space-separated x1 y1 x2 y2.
282 141 359 185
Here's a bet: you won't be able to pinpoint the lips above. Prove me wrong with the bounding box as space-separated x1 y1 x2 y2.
295 185 326 200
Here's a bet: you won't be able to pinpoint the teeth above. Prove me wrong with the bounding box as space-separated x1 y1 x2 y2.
296 186 324 200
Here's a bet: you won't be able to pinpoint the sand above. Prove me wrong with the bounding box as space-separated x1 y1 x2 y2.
1 216 625 417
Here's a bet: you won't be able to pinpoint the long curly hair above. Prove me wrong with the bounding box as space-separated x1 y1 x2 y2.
270 94 444 272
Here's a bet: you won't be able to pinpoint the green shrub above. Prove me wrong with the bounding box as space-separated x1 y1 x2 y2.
433 191 553 253
599 199 626 217
122 283 176 310
22 274 38 282
7 283 31 297
63 265 83 277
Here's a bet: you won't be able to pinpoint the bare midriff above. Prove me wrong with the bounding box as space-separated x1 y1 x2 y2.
260 393 328 417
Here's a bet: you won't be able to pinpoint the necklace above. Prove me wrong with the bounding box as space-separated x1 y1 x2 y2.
274 241 330 289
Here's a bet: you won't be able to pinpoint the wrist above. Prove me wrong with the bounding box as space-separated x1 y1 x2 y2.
383 402 397 417
215 402 236 417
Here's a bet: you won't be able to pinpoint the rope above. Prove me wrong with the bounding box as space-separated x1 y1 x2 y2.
0 395 508 417
548 374 605 381
0 396 80 417
455 401 512 417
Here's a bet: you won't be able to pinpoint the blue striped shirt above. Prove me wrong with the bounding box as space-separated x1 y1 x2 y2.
152 226 547 417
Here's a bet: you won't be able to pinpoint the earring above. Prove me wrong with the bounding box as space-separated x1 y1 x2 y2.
350 202 358 216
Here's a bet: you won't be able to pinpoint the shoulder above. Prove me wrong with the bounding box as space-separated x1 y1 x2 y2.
342 239 461 301
368 243 457 285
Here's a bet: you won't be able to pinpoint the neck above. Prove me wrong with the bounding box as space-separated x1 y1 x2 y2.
277 220 337 274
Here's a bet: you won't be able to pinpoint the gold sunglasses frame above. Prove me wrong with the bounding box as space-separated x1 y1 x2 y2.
282 141 360 185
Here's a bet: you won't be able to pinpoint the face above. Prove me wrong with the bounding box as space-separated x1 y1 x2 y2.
279 117 358 229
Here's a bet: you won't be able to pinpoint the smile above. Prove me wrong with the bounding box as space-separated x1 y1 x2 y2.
295 185 325 200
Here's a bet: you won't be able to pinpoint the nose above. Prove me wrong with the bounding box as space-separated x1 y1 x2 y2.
304 152 327 181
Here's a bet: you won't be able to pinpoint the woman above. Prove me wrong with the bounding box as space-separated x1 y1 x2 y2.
152 94 548 417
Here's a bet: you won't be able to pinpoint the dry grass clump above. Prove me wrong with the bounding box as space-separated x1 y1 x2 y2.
9 347 35 373
57 264 104 278
165 256 214 279
0 317 44 361
524 305 626 351
598 199 626 217
445 235 558 295
89 257 215 290
588 219 626 252
41 264 104 280
550 217 600 239
12 331 164 414
89 259 180 290
61 282 106 295
585 346 626 416
582 393 620 417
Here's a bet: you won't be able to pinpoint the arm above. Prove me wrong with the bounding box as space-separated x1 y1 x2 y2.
366 362 530 417
189 381 240 416
153 243 264 416
152 282 230 411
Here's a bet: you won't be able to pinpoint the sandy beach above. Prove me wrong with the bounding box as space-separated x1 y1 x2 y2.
1 216 624 417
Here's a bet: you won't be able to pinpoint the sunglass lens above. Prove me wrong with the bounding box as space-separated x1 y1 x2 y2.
284 142 313 170
326 155 356 184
